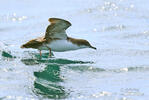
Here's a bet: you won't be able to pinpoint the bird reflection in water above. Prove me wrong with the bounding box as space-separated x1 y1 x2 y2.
21 52 93 99
33 64 67 99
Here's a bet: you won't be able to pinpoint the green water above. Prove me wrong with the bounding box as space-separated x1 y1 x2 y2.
33 64 66 99
32 59 92 99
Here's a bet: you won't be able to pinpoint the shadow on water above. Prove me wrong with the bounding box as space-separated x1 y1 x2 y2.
21 52 93 65
0 51 94 99
21 58 93 65
1 51 16 58
21 53 94 99
33 64 68 99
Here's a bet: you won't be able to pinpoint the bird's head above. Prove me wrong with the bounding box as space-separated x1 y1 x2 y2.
77 39 97 50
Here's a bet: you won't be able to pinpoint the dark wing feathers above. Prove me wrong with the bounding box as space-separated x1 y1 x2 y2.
45 18 71 39
49 18 71 27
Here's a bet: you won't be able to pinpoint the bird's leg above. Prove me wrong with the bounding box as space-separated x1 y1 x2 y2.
49 48 52 57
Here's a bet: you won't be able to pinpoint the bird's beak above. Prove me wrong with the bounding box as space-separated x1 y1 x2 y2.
90 46 97 50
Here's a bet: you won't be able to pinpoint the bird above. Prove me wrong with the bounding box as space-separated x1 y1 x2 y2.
21 18 96 57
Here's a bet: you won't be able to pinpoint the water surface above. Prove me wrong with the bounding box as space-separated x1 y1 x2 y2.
0 0 149 100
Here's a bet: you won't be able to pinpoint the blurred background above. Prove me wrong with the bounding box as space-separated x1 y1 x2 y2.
0 0 149 100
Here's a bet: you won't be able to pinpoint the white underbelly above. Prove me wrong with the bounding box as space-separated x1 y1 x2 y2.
46 40 81 52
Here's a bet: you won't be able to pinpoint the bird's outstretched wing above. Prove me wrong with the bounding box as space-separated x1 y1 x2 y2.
45 18 71 39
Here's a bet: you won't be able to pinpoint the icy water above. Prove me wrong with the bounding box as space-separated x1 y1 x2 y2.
0 0 149 100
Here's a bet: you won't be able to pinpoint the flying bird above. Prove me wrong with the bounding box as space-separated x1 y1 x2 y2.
21 18 96 57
